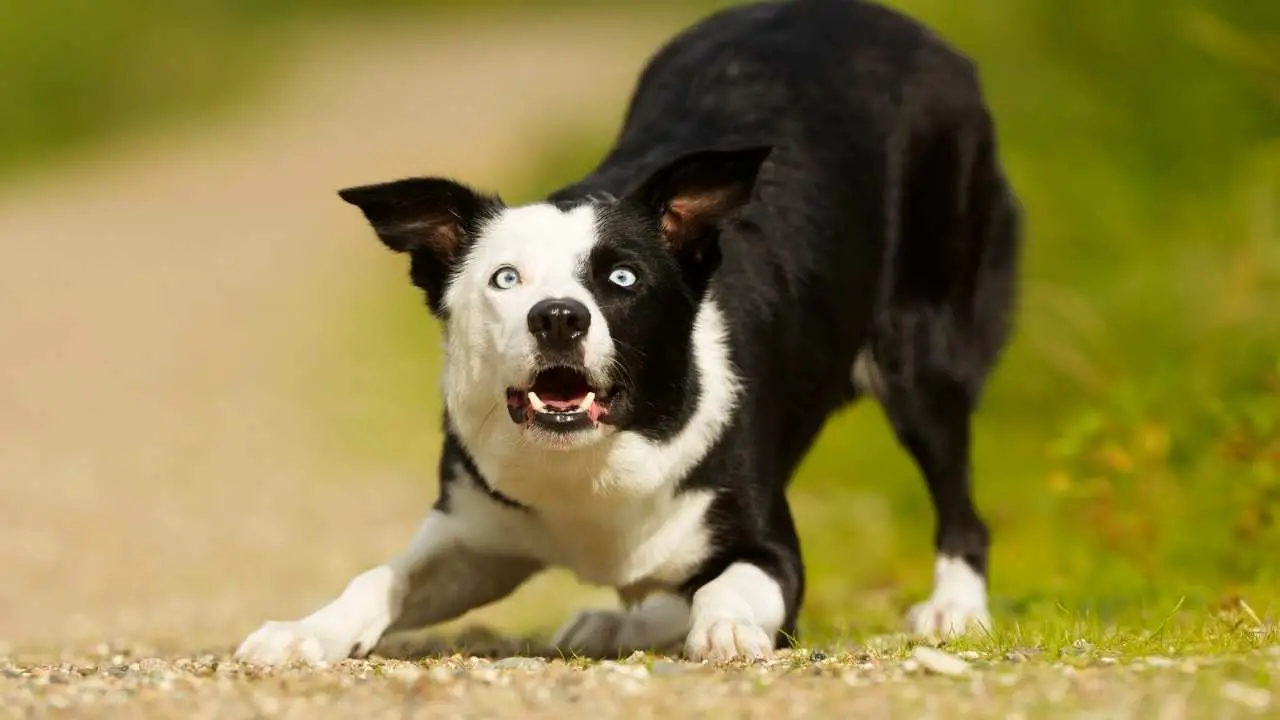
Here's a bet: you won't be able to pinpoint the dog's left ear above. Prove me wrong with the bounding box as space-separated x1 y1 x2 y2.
338 177 502 316
337 177 499 258
625 145 772 254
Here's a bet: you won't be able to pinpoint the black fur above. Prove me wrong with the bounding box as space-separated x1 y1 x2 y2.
346 0 1020 648
550 0 1021 643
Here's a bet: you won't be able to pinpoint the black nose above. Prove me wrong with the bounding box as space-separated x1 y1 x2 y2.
527 298 591 349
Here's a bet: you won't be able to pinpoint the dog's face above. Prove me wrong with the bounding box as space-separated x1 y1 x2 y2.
340 146 769 451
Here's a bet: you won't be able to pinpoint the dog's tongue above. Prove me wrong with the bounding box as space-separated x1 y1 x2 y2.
536 389 588 412
542 395 582 412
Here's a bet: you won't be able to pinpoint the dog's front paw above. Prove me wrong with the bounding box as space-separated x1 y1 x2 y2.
907 598 991 640
234 616 385 666
552 594 691 659
551 609 628 659
684 618 773 663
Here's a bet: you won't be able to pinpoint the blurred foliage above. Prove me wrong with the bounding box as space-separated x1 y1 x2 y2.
7 0 1280 637
0 0 595 178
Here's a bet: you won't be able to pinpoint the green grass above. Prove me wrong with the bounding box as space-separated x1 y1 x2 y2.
306 0 1280 645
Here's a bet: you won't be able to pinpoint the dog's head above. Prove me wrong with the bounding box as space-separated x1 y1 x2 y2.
340 146 770 451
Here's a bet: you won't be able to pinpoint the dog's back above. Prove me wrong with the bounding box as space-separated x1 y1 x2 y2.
554 0 1021 473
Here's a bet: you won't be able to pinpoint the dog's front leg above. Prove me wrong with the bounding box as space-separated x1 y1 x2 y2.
683 560 794 663
234 510 540 666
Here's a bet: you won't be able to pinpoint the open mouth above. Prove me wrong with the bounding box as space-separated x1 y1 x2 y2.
505 366 613 433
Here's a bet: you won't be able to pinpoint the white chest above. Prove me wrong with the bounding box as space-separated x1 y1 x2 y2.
448 462 715 589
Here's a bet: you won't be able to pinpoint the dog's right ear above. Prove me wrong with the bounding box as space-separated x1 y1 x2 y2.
338 177 500 259
339 177 502 316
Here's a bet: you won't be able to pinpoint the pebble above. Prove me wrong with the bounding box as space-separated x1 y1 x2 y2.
493 657 547 671
910 647 970 676
426 666 455 683
1221 681 1271 710
651 660 689 677
600 663 650 681
387 664 424 682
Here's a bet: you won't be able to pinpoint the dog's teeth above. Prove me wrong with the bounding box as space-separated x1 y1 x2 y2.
578 392 595 411
527 392 547 412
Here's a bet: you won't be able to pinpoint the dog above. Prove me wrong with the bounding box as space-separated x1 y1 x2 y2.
235 0 1021 665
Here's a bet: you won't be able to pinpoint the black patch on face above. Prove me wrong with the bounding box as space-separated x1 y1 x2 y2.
574 203 710 441
542 147 771 442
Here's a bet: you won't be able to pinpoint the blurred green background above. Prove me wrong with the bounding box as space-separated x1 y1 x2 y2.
5 0 1277 642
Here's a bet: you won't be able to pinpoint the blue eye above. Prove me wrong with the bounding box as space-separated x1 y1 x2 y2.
490 266 520 290
608 266 638 288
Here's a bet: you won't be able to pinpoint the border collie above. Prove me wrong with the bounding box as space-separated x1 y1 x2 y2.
236 0 1020 664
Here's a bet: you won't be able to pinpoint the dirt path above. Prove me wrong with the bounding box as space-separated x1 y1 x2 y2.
0 10 681 653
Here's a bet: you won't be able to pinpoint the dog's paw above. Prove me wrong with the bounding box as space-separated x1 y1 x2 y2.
234 616 384 666
552 594 691 659
551 609 627 659
907 598 991 640
684 618 774 663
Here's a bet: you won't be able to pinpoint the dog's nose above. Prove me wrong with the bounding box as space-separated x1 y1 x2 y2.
527 298 591 349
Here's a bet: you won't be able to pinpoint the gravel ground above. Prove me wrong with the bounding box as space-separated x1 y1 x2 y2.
5 638 1277 719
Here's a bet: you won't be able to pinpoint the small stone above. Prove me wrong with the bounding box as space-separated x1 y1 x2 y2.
387 664 423 682
911 646 970 676
604 664 650 681
1144 656 1175 668
839 670 863 686
1005 651 1027 663
1221 682 1271 710
136 658 170 674
426 666 455 683
651 660 688 676
810 651 827 662
492 657 546 671
959 650 980 660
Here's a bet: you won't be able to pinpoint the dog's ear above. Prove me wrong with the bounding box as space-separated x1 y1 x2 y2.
338 177 500 259
625 146 772 254
339 177 502 315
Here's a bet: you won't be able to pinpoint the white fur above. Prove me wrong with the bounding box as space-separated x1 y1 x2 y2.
234 510 540 665
907 555 991 639
851 348 886 399
685 562 784 662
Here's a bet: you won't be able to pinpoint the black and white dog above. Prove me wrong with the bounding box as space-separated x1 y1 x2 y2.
236 0 1020 664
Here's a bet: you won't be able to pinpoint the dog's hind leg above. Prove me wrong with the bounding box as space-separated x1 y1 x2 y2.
870 99 1020 640
872 326 993 639
234 510 541 665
